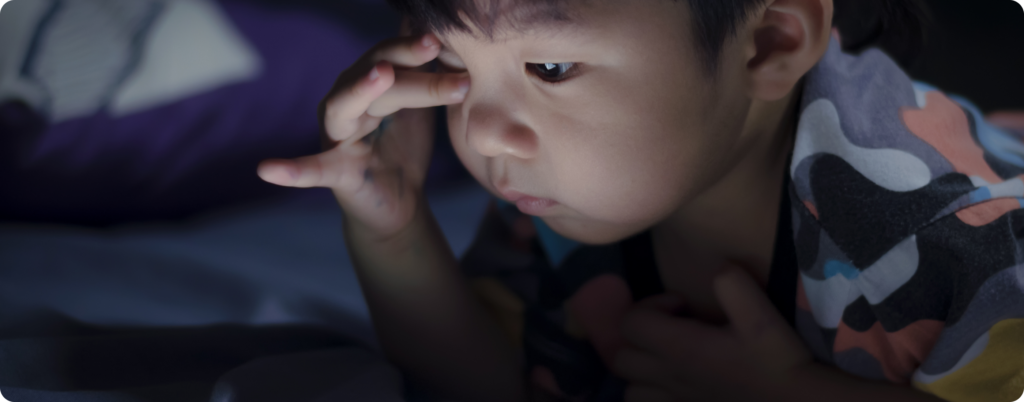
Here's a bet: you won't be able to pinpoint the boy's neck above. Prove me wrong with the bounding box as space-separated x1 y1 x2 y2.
653 80 803 289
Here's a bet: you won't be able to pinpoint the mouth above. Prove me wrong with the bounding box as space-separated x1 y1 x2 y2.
499 189 559 216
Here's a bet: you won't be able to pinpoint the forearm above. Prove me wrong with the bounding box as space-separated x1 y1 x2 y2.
777 363 947 402
343 198 525 402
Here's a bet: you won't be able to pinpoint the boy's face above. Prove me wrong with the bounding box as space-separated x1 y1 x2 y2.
440 0 757 244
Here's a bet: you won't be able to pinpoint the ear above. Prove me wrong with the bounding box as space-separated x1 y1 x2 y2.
743 0 833 101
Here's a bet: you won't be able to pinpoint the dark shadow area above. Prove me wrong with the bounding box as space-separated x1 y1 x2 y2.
0 315 353 390
878 0 1024 112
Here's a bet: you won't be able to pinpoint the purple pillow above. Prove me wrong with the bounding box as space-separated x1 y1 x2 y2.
0 0 387 226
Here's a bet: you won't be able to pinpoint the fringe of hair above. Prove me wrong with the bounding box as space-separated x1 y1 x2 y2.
387 0 932 71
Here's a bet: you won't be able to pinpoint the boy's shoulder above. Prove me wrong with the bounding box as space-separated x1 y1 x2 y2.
791 34 1024 266
791 36 1024 400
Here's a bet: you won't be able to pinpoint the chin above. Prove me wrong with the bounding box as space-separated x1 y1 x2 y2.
542 216 645 246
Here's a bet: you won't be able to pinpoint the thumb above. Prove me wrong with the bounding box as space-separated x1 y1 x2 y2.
714 265 811 371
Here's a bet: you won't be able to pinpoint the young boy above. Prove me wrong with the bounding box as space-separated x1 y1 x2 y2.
257 0 1024 400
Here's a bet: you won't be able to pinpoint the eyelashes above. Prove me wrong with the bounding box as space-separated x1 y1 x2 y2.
526 62 581 84
437 56 583 85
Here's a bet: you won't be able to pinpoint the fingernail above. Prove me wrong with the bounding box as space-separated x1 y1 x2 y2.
422 34 437 49
262 164 298 185
283 165 299 181
368 66 379 82
452 78 470 100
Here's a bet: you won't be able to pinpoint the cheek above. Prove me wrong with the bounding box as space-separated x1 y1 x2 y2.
543 125 732 244
548 99 722 227
552 140 692 226
446 106 488 185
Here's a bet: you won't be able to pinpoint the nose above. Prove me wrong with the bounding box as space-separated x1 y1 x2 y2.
465 102 539 159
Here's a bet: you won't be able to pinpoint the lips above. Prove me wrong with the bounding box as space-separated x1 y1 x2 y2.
499 189 558 215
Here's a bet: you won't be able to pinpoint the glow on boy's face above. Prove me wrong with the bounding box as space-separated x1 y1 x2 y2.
439 0 757 244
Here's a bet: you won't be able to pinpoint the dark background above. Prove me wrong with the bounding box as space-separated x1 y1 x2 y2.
906 0 1024 113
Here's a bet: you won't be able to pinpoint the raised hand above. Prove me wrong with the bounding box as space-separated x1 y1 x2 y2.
258 33 470 238
612 266 814 402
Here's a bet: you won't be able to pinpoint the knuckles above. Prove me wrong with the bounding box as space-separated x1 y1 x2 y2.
427 74 446 99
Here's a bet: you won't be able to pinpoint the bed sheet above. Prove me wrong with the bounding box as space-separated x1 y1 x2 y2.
0 181 491 401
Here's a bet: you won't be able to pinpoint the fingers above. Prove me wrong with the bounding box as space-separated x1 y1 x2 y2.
613 348 668 385
713 267 812 369
620 305 721 358
323 67 469 142
320 33 441 142
366 70 470 117
257 159 300 187
713 267 778 340
322 61 393 141
321 37 470 143
619 293 696 356
257 142 371 190
369 33 441 68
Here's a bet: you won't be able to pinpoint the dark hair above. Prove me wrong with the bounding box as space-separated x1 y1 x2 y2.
387 0 931 73
831 0 931 68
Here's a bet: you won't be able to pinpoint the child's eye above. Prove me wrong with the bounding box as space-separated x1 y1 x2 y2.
526 62 580 83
